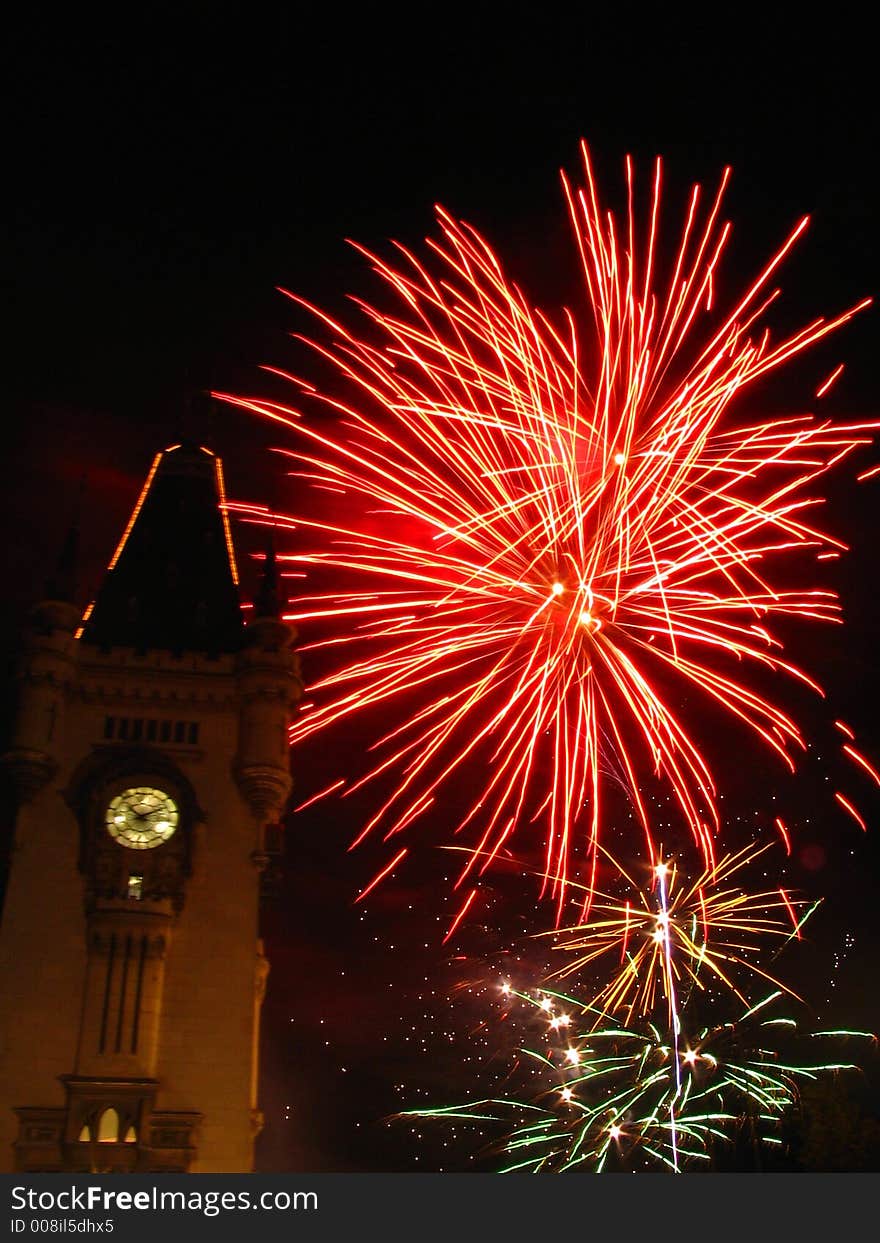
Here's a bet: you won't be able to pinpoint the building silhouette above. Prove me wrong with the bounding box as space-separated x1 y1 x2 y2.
0 442 300 1171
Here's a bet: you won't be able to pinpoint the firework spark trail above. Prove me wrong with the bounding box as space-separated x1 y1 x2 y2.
221 143 877 916
539 842 812 1168
655 862 682 1170
396 852 874 1172
398 983 874 1173
545 842 810 1018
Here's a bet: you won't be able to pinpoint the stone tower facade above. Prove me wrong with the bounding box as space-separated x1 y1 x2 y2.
0 443 300 1172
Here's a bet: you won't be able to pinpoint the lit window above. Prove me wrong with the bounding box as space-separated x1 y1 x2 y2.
123 1126 137 1144
96 1108 119 1143
127 875 144 901
77 1124 91 1143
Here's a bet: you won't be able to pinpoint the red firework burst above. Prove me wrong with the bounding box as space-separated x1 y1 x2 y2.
221 143 877 926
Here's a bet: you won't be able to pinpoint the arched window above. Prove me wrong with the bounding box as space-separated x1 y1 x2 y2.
77 1124 91 1143
96 1107 120 1143
123 1125 137 1144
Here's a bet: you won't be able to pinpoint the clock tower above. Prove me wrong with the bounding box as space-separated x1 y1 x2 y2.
0 442 301 1172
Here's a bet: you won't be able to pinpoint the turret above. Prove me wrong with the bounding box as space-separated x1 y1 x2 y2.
234 536 302 863
2 518 82 801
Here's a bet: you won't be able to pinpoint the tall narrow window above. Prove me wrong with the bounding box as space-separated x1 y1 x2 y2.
96 1108 119 1143
127 875 143 901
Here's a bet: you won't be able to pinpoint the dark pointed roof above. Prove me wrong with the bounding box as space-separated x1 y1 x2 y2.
80 443 244 653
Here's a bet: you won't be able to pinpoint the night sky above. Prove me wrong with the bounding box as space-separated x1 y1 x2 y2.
4 13 880 1171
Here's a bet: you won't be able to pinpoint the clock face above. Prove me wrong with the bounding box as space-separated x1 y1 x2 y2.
105 786 179 850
